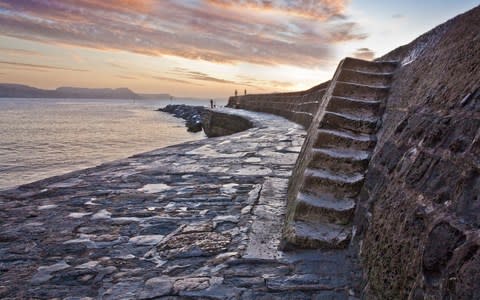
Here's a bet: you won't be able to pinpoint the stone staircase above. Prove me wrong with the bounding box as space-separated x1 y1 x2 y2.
282 57 398 249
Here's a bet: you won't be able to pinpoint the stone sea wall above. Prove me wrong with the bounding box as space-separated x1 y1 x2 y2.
356 6 480 299
222 5 479 299
226 81 330 129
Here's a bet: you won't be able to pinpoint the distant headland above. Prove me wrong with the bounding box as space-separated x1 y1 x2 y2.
0 83 172 100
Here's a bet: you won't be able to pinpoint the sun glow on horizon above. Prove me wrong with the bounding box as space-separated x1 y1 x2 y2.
0 0 477 98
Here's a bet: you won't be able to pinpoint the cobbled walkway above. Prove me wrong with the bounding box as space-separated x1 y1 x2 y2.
0 108 358 299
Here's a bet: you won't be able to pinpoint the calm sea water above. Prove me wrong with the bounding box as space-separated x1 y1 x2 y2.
0 98 219 190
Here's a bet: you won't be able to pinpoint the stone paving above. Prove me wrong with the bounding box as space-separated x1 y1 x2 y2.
0 108 358 299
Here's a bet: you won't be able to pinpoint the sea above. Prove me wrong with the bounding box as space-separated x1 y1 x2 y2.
0 97 225 191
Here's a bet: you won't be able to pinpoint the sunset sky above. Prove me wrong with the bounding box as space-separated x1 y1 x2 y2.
0 0 477 98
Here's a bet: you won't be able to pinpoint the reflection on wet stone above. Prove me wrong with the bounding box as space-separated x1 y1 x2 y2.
0 108 354 299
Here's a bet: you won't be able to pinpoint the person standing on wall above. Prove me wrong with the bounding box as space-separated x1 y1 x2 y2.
210 99 214 109
235 90 238 97
244 89 247 95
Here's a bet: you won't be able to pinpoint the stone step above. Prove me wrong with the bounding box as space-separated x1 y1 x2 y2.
293 192 356 225
327 96 381 118
333 81 390 101
338 68 393 87
342 57 398 74
314 129 377 151
283 220 351 249
319 111 379 134
308 147 370 174
292 111 314 128
295 101 320 113
303 168 364 198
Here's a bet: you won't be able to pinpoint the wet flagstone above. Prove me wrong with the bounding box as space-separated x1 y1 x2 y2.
0 108 358 299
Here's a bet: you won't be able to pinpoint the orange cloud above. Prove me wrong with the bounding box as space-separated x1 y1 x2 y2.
75 0 154 13
0 0 365 67
207 0 348 20
0 60 89 72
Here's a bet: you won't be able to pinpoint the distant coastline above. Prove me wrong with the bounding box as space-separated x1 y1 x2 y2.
0 83 172 100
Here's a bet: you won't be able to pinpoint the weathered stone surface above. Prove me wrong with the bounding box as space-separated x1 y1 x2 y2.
227 81 331 129
201 109 253 137
139 277 173 299
357 6 480 299
0 108 354 299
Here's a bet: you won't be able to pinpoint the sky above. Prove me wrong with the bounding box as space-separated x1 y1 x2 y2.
0 0 477 98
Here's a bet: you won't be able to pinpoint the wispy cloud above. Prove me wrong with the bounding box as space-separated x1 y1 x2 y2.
207 0 348 20
392 14 405 19
0 0 366 67
108 62 127 69
171 68 237 84
0 47 44 56
237 75 296 89
0 60 89 72
151 74 202 86
3 66 49 73
116 74 137 80
352 48 375 60
169 67 296 90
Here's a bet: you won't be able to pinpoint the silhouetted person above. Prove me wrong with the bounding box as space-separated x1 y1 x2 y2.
210 99 214 108
244 89 247 95
235 89 238 97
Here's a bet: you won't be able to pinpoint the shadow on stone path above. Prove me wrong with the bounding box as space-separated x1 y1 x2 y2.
0 108 358 299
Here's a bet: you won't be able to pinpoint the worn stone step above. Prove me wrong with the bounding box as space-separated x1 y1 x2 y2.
292 111 314 129
314 129 377 151
295 101 320 113
338 68 393 87
283 220 351 249
293 192 356 225
303 168 364 198
319 111 379 134
333 81 389 101
342 57 398 74
327 96 381 117
308 147 370 174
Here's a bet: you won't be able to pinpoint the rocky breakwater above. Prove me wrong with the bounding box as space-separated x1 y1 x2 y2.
158 104 204 132
0 108 361 299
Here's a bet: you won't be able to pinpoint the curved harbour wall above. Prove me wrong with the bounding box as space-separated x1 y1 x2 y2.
226 81 330 129
226 5 480 299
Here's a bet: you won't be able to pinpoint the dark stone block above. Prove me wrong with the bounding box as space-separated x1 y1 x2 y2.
140 222 179 235
423 222 465 281
44 242 88 256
